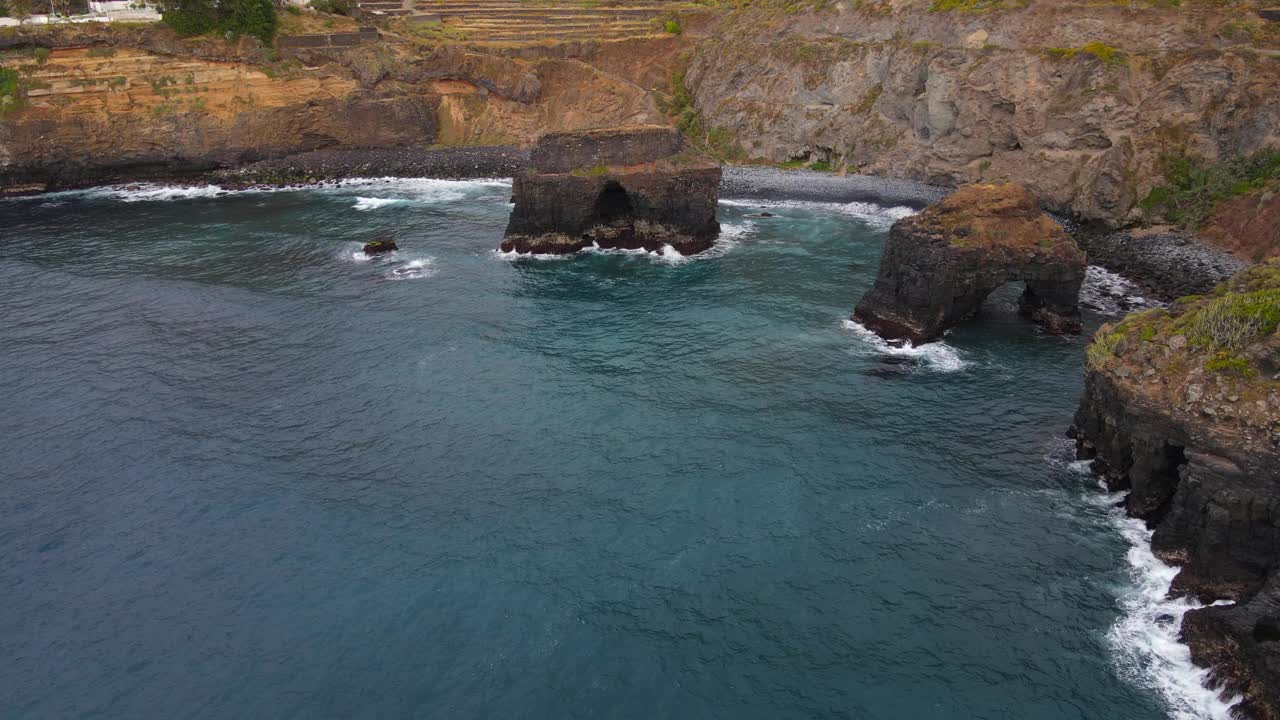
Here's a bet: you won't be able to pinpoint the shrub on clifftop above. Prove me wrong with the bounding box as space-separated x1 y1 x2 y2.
161 0 278 43
1140 149 1280 229
1086 259 1280 378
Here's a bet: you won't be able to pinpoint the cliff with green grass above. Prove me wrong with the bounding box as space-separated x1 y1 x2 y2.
1073 259 1280 718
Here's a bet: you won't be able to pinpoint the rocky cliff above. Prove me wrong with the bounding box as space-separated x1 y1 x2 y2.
682 0 1280 226
0 25 672 191
1072 260 1280 718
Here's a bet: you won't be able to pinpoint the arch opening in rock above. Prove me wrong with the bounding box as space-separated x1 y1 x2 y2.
500 126 721 256
852 183 1087 344
593 181 632 225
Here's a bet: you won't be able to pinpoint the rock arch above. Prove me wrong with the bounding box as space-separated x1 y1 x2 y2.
853 183 1087 344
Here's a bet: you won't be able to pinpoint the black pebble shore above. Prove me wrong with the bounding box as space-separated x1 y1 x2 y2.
215 146 532 185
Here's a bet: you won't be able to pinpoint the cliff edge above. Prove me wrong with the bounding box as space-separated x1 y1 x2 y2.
1072 260 1280 718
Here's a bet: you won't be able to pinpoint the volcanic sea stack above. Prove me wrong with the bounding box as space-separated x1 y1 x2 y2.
500 126 721 256
853 183 1087 345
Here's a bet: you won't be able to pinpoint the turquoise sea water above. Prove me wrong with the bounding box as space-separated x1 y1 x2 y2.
0 180 1228 719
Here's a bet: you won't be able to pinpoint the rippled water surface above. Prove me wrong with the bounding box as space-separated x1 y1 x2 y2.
0 181 1208 719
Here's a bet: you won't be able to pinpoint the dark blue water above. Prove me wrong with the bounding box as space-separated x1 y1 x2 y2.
0 180 1190 719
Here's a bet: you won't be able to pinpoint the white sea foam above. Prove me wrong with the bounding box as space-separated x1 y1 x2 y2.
719 197 917 227
1106 510 1243 720
1081 265 1162 316
353 197 406 211
385 257 436 280
78 184 234 202
841 318 967 372
7 177 512 205
492 248 572 262
1059 452 1243 719
495 233 740 265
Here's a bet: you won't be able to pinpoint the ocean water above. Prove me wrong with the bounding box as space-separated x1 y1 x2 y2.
0 180 1232 719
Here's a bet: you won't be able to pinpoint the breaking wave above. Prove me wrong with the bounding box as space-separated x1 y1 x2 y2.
7 178 512 205
1066 463 1243 720
495 229 746 265
1081 265 1161 316
353 197 407 211
1108 515 1242 720
841 319 967 372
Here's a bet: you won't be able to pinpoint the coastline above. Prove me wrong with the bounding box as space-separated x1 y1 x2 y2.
5 147 1249 302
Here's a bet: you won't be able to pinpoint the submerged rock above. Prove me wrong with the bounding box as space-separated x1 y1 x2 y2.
853 182 1087 344
363 236 398 255
1072 260 1280 719
500 126 721 256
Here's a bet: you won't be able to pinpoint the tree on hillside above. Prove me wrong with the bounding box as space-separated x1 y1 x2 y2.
9 0 33 23
219 0 277 42
49 0 75 18
159 0 277 42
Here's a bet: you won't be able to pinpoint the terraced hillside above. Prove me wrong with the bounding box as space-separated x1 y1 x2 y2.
361 0 676 44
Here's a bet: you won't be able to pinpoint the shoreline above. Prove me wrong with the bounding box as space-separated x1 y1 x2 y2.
4 146 1248 301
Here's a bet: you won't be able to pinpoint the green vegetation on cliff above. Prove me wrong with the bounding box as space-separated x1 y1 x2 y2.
1046 42 1124 66
0 67 22 119
160 0 278 43
1087 260 1280 377
661 66 741 162
1140 149 1280 229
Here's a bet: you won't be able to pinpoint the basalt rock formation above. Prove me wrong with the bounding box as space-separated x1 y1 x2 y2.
500 126 720 255
853 183 1086 345
1072 260 1280 720
363 236 398 255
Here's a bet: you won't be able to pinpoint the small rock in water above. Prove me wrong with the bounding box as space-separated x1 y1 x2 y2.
363 236 399 255
759 211 775 218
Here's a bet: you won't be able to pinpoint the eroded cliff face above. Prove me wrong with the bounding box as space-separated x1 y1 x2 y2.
683 1 1280 224
0 28 671 190
1073 260 1280 718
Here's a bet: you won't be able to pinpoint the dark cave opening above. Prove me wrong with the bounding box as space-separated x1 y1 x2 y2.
593 181 632 225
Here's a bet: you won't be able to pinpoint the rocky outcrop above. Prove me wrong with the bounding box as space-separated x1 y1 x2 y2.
853 183 1086 344
363 236 398 254
0 30 671 192
500 126 720 255
682 3 1280 226
1072 260 1280 719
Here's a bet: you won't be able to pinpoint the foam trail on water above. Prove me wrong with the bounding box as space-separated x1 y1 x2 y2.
5 177 513 204
492 249 572 262
385 257 436 280
720 197 916 227
841 319 966 372
353 197 406 211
